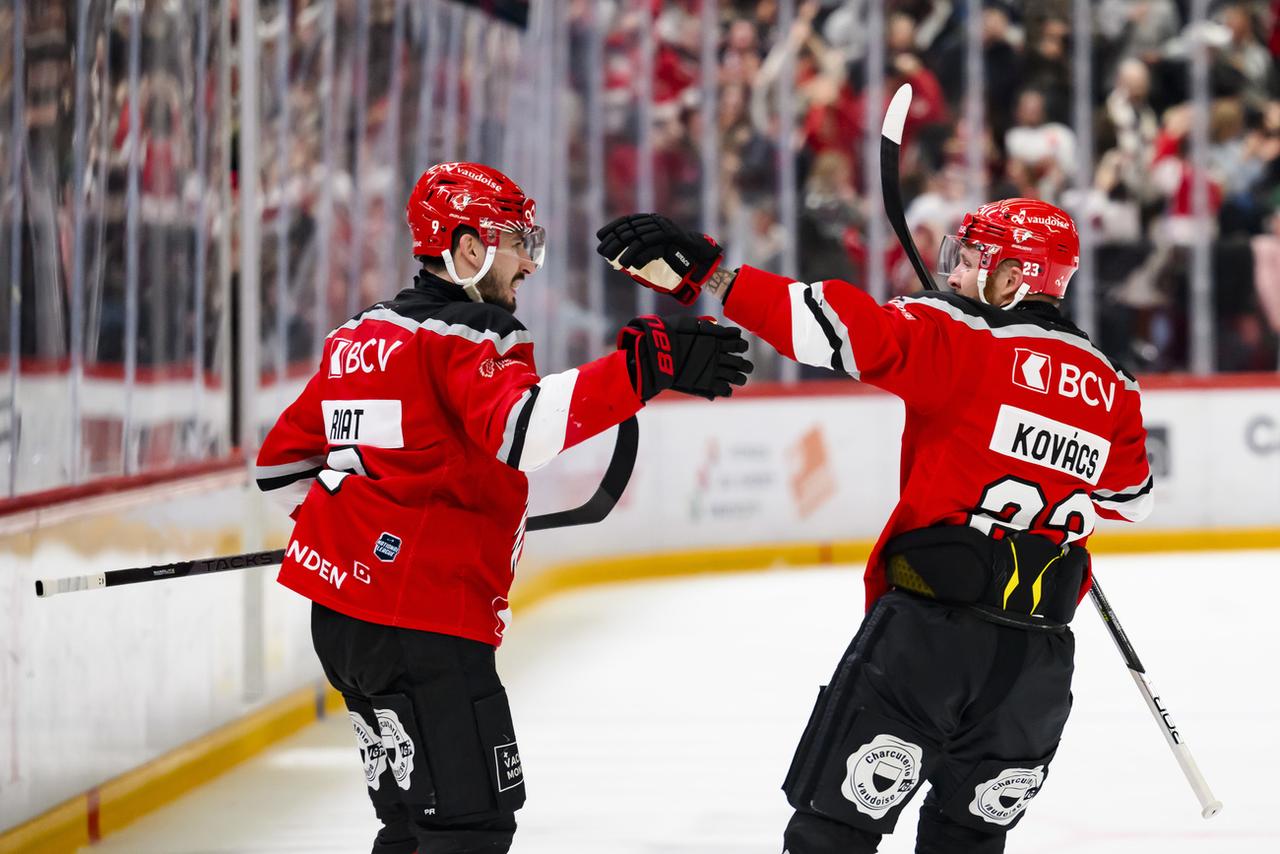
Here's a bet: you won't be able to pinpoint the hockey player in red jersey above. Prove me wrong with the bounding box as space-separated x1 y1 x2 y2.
255 162 751 854
597 199 1152 854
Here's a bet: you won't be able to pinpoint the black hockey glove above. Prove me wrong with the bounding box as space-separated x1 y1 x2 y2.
596 213 723 305
616 315 753 402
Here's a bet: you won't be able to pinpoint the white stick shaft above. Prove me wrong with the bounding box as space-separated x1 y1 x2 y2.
35 573 106 598
1128 669 1223 818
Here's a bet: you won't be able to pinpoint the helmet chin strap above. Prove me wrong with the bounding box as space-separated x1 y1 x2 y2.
441 244 497 303
1003 282 1031 310
976 265 1029 310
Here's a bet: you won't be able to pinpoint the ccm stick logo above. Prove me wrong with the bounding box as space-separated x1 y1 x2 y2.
1142 674 1182 745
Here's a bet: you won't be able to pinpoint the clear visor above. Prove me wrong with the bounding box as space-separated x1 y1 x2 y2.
497 223 546 269
937 234 983 280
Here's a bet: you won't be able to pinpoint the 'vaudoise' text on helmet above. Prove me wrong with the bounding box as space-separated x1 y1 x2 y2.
937 198 1080 309
406 162 545 301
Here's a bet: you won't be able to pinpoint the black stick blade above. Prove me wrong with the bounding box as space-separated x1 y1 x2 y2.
526 415 639 532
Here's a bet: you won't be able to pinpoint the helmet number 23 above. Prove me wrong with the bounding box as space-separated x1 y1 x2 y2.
968 476 1095 544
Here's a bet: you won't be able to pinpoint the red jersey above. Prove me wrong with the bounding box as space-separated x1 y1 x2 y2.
255 273 642 645
724 265 1153 609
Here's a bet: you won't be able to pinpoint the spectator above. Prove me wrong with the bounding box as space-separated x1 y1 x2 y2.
1021 16 1073 123
722 18 763 87
798 150 860 284
1219 1 1277 106
1208 97 1252 197
1004 88 1076 202
1149 104 1224 244
1099 57 1162 204
1096 0 1182 68
1060 148 1144 243
654 4 699 105
930 3 1023 139
818 0 869 68
904 161 969 241
1221 99 1280 233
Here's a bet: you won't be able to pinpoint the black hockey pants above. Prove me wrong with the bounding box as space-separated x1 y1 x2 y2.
781 591 1075 854
311 603 524 854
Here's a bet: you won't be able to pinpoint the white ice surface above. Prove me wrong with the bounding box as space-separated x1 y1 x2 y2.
86 550 1279 853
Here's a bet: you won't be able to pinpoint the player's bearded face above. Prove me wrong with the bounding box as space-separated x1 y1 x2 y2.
477 232 538 313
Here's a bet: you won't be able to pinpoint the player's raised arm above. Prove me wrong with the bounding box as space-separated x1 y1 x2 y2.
596 213 955 411
429 304 750 472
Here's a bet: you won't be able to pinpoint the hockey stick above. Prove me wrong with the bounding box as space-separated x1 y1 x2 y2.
880 84 938 293
34 549 287 598
878 83 1222 819
525 414 638 531
35 415 640 598
1088 577 1222 818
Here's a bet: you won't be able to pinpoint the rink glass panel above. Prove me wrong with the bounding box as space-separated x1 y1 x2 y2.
0 0 232 497
1 0 1273 494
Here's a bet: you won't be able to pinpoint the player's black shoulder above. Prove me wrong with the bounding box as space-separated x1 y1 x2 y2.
423 298 531 357
430 298 528 337
903 290 1086 339
901 290 1137 385
381 272 529 337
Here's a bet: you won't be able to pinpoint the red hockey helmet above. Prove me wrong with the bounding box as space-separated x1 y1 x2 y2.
938 198 1079 308
406 162 545 300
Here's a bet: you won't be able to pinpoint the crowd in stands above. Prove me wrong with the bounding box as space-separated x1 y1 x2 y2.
3 0 1278 389
0 0 1275 494
581 0 1280 372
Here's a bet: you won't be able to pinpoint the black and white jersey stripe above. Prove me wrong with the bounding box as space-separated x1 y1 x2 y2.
789 280 859 377
255 456 325 512
1092 475 1154 522
497 368 581 472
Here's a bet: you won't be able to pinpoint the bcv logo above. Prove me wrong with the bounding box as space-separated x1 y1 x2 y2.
1011 348 1117 411
1012 348 1051 393
330 338 403 378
